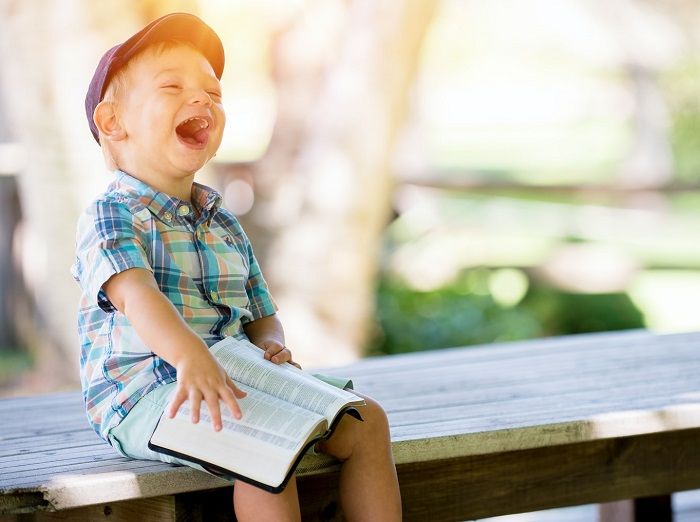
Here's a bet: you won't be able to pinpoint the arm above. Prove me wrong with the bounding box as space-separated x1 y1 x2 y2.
243 313 300 368
103 267 247 431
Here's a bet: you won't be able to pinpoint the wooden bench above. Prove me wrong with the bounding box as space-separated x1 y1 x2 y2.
2 330 700 521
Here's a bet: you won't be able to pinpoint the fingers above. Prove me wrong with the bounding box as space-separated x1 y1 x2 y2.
169 378 247 433
203 390 223 431
189 389 203 424
263 341 293 364
167 387 187 418
263 340 282 361
226 378 247 419
226 376 248 399
272 348 293 364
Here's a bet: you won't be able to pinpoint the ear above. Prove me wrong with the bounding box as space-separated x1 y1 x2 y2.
93 101 126 141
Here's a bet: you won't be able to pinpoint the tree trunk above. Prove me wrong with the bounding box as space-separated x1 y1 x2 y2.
0 0 195 390
249 0 439 365
589 0 678 189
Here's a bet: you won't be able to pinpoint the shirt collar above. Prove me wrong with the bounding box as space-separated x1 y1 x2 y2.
112 170 222 224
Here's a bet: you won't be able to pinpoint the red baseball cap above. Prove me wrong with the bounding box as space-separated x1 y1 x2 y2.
85 12 224 144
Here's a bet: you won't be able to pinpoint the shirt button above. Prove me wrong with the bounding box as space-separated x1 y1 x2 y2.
163 211 173 222
211 290 219 301
177 205 190 216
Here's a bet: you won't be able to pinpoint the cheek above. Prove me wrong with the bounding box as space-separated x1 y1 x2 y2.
126 103 169 139
141 97 174 126
212 107 226 144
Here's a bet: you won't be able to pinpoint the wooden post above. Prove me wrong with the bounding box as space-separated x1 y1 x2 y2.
599 495 673 522
0 174 22 348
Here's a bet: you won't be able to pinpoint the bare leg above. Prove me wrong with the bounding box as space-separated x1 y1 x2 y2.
233 474 301 522
315 393 402 521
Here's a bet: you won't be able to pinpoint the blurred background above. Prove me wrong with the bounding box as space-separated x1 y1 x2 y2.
0 0 699 396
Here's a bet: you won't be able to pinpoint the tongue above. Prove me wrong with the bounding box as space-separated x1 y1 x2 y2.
193 128 209 144
176 119 210 145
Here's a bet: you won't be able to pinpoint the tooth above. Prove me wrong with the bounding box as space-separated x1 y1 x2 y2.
179 117 209 128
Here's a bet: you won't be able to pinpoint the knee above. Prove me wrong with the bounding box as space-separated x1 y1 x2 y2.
357 395 390 441
315 394 390 460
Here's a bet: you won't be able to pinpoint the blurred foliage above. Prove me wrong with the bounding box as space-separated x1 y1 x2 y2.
0 349 32 388
368 273 539 355
519 286 645 336
369 268 646 356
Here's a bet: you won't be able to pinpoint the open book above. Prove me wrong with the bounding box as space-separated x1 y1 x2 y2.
148 337 365 493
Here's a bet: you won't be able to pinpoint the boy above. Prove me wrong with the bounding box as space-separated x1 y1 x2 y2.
72 13 401 521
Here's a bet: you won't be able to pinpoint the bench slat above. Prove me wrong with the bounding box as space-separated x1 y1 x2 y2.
0 446 115 471
0 392 82 413
354 347 700 384
1 330 699 514
365 363 700 410
0 431 102 455
319 330 694 376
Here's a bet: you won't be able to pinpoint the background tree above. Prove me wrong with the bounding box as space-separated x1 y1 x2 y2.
248 0 439 365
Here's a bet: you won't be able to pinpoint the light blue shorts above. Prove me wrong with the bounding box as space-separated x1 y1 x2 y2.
107 374 353 471
107 381 203 468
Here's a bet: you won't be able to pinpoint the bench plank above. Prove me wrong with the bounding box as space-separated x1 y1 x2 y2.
1 330 699 517
296 428 700 521
394 427 700 521
9 497 178 522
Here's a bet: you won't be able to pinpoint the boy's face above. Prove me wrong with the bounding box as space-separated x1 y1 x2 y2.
114 44 225 186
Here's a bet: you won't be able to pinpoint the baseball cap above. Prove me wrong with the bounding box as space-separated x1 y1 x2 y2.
85 12 224 144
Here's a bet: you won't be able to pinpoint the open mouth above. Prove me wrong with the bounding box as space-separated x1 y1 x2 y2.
175 116 211 147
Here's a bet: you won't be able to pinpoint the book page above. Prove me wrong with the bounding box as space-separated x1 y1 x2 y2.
175 383 323 452
211 337 364 422
152 405 308 488
152 382 329 488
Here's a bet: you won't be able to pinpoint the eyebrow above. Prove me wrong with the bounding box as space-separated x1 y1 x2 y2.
153 68 220 87
153 68 180 79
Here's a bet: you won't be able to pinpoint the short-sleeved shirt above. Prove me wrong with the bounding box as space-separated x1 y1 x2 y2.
72 170 277 442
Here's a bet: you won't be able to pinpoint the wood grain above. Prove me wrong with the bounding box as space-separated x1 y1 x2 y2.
1 330 699 517
294 428 700 521
11 497 176 522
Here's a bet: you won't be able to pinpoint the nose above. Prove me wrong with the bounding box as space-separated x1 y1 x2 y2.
190 89 212 107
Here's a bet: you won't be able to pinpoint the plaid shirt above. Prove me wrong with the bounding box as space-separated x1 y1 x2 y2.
72 170 277 441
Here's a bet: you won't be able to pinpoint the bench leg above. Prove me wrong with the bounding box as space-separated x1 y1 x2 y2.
598 495 672 522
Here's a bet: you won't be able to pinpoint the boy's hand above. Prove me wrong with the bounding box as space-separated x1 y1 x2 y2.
167 350 247 431
243 314 301 367
262 339 302 369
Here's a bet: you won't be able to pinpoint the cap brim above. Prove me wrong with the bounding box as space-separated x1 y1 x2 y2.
114 12 224 85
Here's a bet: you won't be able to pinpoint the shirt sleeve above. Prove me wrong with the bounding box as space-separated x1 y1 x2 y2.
72 199 152 313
